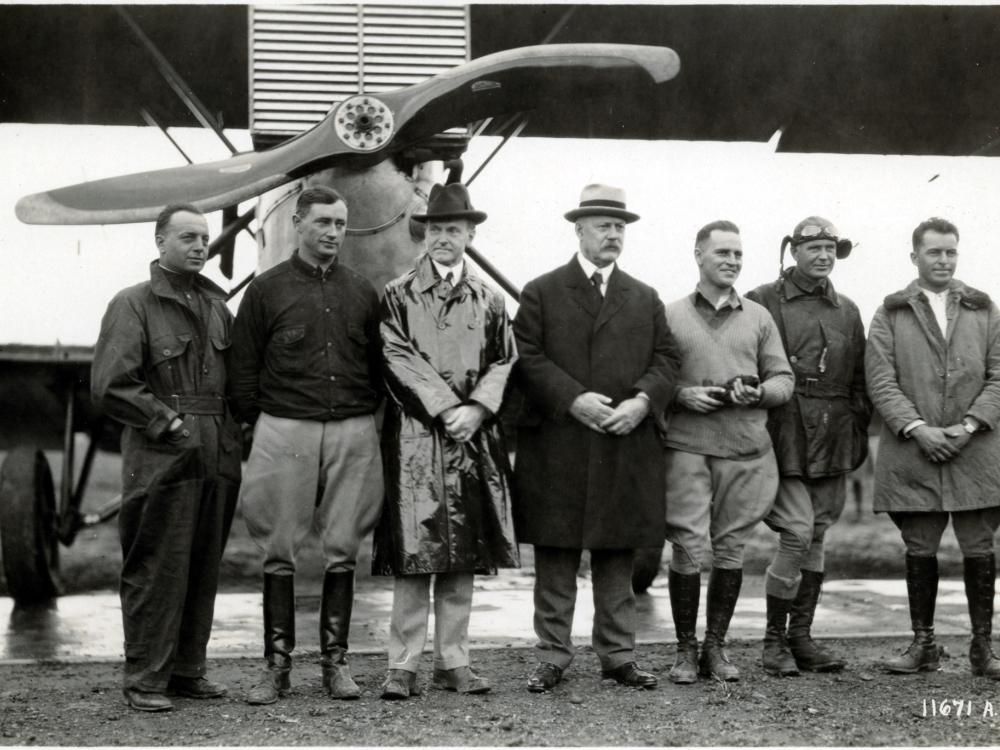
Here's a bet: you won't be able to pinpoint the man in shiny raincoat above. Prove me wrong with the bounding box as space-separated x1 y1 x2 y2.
373 183 519 700
92 204 241 712
746 216 871 677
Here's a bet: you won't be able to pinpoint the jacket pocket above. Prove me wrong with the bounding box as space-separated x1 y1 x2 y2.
150 333 192 366
268 325 306 373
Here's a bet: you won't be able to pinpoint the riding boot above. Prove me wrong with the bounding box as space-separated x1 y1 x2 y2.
320 571 362 699
788 570 846 672
964 554 1000 679
247 574 295 705
667 569 701 684
699 567 742 681
885 555 942 674
762 595 799 676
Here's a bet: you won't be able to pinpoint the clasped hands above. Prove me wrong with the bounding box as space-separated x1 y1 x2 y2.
569 392 649 435
912 423 974 463
440 403 489 443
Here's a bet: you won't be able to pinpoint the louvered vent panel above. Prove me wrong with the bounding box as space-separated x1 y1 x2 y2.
250 4 469 140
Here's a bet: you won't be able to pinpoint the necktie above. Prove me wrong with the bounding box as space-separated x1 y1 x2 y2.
440 271 454 298
590 271 603 296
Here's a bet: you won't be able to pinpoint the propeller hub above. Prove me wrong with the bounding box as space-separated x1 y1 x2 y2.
334 95 394 151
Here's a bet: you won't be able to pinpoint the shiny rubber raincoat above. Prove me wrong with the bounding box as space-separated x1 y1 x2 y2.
372 253 520 575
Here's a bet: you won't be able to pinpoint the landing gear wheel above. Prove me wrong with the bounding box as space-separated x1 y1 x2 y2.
0 447 60 603
631 543 664 594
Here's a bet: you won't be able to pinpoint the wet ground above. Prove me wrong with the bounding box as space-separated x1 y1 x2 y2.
0 573 974 664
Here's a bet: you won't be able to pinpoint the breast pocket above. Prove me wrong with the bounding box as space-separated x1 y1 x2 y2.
150 333 192 386
268 325 306 373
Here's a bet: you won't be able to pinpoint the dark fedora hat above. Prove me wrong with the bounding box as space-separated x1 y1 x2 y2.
411 183 487 224
564 183 640 223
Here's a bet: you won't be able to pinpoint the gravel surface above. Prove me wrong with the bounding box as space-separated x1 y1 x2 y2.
3 638 1000 746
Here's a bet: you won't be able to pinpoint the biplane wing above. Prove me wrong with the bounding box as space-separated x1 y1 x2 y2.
15 43 679 225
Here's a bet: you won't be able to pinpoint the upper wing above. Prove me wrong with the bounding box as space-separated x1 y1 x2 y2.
15 43 679 225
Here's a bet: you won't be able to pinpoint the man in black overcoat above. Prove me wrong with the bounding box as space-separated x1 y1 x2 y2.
512 184 680 692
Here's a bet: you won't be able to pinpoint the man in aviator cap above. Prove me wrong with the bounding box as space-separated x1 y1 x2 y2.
746 217 871 676
374 183 519 699
512 184 680 692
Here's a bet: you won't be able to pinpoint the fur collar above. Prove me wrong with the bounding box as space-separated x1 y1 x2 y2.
883 280 991 311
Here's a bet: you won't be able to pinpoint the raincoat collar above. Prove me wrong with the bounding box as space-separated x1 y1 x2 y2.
149 260 226 302
414 251 484 295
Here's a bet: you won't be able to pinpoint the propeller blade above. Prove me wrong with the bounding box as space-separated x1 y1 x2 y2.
16 43 679 225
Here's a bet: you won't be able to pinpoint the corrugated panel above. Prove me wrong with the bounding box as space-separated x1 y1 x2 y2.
249 3 469 140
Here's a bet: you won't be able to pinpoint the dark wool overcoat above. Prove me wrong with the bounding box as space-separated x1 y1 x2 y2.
372 254 519 575
512 257 680 549
866 279 1000 512
746 270 872 478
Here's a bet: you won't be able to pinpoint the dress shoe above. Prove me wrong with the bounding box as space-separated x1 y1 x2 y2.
526 662 563 693
602 662 658 689
167 675 227 699
123 688 173 712
380 669 420 700
432 665 491 694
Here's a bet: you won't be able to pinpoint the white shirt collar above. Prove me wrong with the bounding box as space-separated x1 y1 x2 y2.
432 258 464 283
576 253 614 283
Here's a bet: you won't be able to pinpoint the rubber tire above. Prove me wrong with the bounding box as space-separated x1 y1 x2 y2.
631 543 664 594
0 447 61 603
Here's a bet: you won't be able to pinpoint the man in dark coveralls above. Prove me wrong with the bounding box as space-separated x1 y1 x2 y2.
230 186 384 704
746 216 871 676
513 184 680 693
92 203 242 712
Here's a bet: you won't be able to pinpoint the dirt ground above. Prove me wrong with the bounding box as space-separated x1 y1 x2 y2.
3 637 1000 746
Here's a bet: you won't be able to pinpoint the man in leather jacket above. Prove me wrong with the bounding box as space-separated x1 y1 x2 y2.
746 216 871 676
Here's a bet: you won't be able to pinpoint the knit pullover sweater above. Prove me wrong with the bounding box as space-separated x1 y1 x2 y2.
663 291 794 459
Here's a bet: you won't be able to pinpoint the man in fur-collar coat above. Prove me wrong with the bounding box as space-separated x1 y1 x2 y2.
867 216 1000 680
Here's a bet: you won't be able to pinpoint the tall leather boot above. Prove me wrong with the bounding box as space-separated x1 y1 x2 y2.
247 574 295 705
885 555 942 673
788 570 846 672
699 568 742 682
762 595 799 676
964 554 1000 679
320 571 361 699
667 569 701 684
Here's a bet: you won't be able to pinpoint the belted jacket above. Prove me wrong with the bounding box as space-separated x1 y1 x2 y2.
92 262 242 497
747 269 871 478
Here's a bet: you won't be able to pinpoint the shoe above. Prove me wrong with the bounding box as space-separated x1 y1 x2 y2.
787 571 845 672
884 631 943 673
322 649 361 700
602 662 657 689
699 568 743 681
668 569 701 685
432 665 491 694
526 662 563 693
380 669 420 700
246 668 291 705
123 687 173 712
167 675 227 699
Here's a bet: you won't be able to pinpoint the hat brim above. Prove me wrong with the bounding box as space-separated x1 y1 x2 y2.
411 210 487 225
564 207 640 224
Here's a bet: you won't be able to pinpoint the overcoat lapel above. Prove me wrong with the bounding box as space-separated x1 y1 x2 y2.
562 258 603 319
594 268 630 332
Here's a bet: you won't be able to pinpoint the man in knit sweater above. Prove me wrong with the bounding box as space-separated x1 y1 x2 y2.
663 220 794 684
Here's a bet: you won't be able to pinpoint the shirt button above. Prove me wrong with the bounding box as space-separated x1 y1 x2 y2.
329 375 337 381
327 341 333 347
329 407 336 413
163 349 171 356
203 366 209 374
181 429 191 438
438 322 447 330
